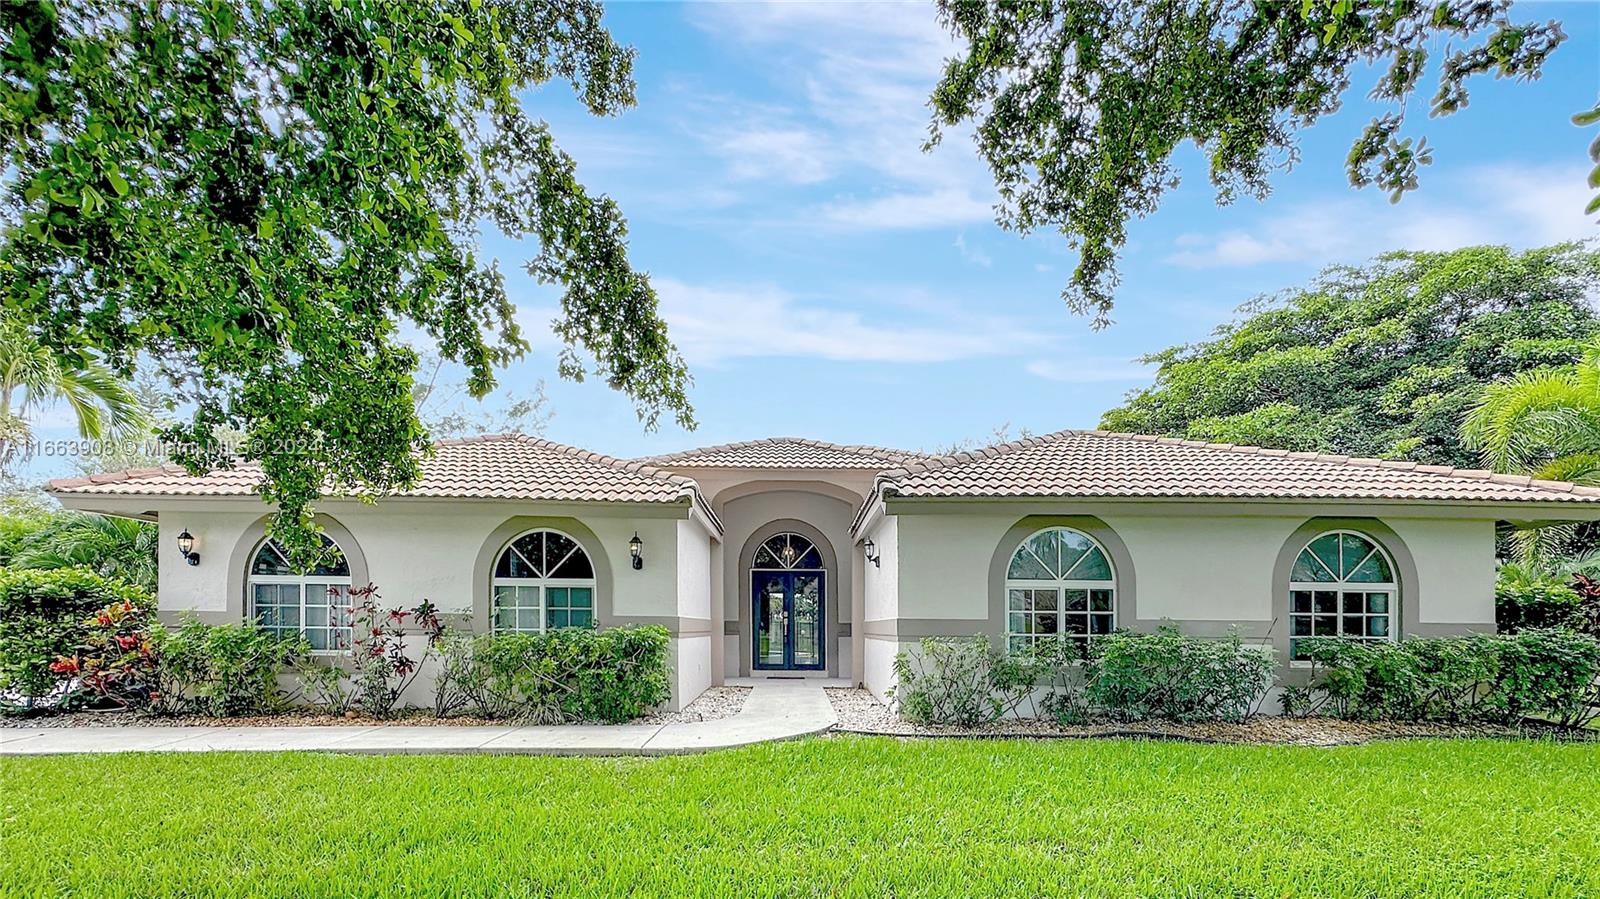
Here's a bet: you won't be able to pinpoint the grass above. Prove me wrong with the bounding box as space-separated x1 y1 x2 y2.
4 735 1599 897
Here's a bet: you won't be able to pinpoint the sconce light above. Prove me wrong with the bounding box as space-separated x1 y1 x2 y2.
629 532 643 570
176 529 200 566
863 537 880 568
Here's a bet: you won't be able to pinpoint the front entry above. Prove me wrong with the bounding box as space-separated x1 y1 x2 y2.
750 533 826 671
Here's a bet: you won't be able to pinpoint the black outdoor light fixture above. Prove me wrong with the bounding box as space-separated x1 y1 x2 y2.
629 532 644 570
176 529 200 566
863 537 880 568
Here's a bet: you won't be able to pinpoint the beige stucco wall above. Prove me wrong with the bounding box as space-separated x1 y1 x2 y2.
891 506 1496 631
145 497 709 709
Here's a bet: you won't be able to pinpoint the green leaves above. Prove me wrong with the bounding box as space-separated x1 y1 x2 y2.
929 0 1571 323
1101 244 1600 467
0 0 690 563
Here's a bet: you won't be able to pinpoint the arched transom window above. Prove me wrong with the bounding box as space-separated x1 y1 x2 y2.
492 530 596 633
752 532 823 570
1289 530 1397 660
1005 527 1115 654
249 535 351 651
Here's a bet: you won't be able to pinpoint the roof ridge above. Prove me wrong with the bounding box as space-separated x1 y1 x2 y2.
641 435 935 466
46 432 704 493
874 428 1600 500
1080 429 1600 498
877 428 1084 478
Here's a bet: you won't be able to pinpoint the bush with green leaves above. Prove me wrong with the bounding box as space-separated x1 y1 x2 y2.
1496 564 1587 633
1285 631 1600 728
891 636 1040 727
0 566 151 707
1074 627 1276 724
438 626 671 724
149 617 309 717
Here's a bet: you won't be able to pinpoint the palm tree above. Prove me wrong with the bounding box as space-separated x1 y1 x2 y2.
0 314 146 468
11 512 159 591
1463 339 1600 564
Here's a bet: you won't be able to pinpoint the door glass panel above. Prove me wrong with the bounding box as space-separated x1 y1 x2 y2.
792 574 822 669
754 573 787 668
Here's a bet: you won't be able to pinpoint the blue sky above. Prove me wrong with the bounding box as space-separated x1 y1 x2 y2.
20 1 1600 477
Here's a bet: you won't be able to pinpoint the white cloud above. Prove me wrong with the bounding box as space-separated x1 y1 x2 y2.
1166 164 1596 268
715 127 832 185
819 188 992 229
954 234 992 267
1026 357 1154 384
688 1 999 232
650 277 1049 365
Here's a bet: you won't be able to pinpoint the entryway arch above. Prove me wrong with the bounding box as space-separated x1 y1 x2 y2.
738 519 836 674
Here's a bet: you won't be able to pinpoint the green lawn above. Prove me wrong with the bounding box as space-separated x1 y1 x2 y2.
4 735 1598 897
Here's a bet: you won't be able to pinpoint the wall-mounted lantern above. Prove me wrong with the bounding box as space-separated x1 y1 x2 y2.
629 532 644 570
176 529 200 566
863 537 880 569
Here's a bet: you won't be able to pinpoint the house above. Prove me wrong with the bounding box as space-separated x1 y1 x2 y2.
47 431 1600 710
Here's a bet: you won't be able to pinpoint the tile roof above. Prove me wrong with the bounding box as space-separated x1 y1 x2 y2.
877 430 1600 505
642 437 936 469
47 435 702 506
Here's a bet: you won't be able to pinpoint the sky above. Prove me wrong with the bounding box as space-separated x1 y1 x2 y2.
19 1 1600 477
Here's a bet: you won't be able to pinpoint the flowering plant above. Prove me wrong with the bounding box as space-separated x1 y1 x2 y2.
53 599 158 708
296 583 447 718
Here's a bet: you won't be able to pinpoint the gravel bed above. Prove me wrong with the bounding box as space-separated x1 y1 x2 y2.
1 687 752 729
825 688 1587 746
634 686 751 725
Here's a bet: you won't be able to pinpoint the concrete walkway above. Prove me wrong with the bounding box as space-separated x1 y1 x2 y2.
0 682 837 757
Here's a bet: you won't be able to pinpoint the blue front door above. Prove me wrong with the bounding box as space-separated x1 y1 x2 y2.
752 570 825 671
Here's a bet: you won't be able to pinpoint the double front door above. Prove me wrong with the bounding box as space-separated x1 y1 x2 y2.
752 570 825 671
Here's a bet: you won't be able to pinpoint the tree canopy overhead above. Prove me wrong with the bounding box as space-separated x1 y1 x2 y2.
1100 244 1600 467
928 0 1570 324
0 0 691 562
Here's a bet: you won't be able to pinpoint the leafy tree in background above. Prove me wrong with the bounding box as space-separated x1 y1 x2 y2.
412 353 552 440
929 0 1570 323
0 1 690 565
1100 244 1600 467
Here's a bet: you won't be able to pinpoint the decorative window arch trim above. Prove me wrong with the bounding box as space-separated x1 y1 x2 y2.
987 515 1136 647
489 527 598 633
227 515 369 623
1271 517 1419 668
472 517 614 635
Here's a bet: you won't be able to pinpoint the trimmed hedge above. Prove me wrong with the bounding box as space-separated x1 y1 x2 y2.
435 625 672 723
893 628 1276 726
0 567 152 705
1284 631 1600 728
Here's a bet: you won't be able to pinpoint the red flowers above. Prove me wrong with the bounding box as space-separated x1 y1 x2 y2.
115 634 140 652
49 655 81 675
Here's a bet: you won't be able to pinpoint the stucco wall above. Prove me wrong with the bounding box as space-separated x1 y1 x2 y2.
892 507 1497 632
154 499 685 621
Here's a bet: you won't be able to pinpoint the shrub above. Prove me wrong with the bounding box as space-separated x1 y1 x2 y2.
293 585 447 718
1496 575 1584 633
1077 626 1275 723
54 597 159 708
0 567 152 707
443 626 672 723
891 636 1039 727
149 617 308 717
1286 631 1600 728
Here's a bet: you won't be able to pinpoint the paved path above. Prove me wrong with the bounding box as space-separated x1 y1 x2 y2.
0 682 837 757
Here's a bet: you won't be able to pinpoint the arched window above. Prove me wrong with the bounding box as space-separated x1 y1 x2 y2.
1005 527 1115 654
1288 530 1397 661
249 535 351 651
492 530 596 633
752 532 823 570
